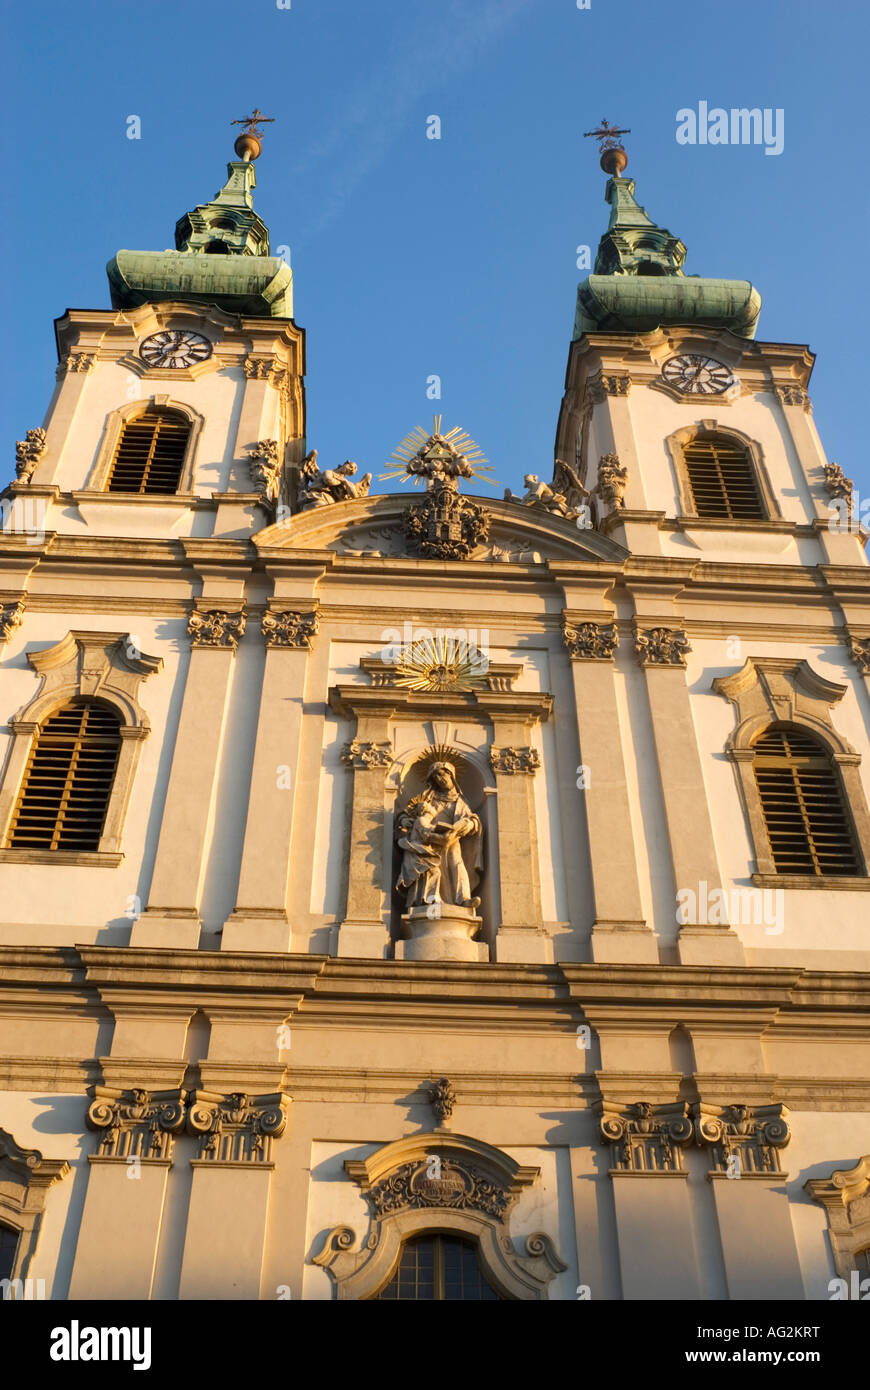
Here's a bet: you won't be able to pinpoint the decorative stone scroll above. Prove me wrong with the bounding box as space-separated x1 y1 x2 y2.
187 609 246 650
848 635 870 676
634 626 692 667
428 1077 456 1127
823 461 854 504
261 609 318 649
562 620 618 660
341 738 393 770
594 452 628 508
85 1086 186 1162
0 601 25 645
489 746 540 776
695 1103 790 1174
598 1101 694 1173
364 1159 512 1220
186 1090 290 1165
14 429 47 482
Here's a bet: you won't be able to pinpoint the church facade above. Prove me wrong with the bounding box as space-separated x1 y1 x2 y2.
1 123 869 1302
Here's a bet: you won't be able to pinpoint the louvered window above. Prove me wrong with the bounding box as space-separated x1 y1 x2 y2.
753 725 861 876
684 437 764 519
5 702 122 852
107 409 189 494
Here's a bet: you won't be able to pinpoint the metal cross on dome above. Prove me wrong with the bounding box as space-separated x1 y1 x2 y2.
231 108 275 138
583 119 631 152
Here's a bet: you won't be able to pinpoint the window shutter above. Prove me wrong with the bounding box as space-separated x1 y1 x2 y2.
107 409 189 494
753 725 860 876
684 437 764 519
6 702 122 851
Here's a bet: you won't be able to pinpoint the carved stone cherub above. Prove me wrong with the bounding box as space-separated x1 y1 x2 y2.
297 450 372 507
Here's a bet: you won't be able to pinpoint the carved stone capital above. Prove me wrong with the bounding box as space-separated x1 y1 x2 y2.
14 429 47 482
428 1077 456 1126
243 354 282 384
823 461 854 504
634 625 692 667
86 1085 186 1162
490 745 540 776
598 1101 694 1173
0 600 25 645
848 635 870 676
588 372 632 403
262 609 318 649
187 609 246 650
563 620 618 660
775 383 811 412
695 1103 790 1174
341 738 393 770
59 352 97 376
186 1090 290 1164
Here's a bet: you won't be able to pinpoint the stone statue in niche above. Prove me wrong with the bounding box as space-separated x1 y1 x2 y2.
396 762 481 911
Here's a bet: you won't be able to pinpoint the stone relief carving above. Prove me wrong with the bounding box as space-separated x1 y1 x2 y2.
297 449 372 508
775 383 811 411
14 428 47 482
588 372 631 403
634 625 692 667
86 1086 186 1162
187 609 246 650
404 488 490 560
599 1101 694 1173
261 609 318 649
247 437 282 507
334 525 407 557
428 1077 457 1126
0 601 25 645
695 1103 790 1174
365 1158 512 1220
594 452 628 509
186 1091 290 1164
341 738 393 770
562 620 618 660
395 762 482 912
823 461 854 503
504 462 587 521
490 746 540 776
59 352 97 375
848 634 870 676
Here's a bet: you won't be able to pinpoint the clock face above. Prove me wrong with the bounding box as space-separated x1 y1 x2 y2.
662 354 736 395
140 330 212 369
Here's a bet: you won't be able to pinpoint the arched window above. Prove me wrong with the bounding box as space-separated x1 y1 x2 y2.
106 407 190 494
752 725 861 877
4 701 122 852
683 435 764 519
373 1233 503 1301
0 1222 19 1286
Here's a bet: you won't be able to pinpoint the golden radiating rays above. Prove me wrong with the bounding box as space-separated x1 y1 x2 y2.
408 744 469 783
379 414 497 488
391 634 490 692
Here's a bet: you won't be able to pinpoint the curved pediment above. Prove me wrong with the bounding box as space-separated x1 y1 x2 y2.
253 493 628 564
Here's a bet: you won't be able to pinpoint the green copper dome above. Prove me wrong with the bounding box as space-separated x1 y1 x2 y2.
107 157 293 319
575 174 761 340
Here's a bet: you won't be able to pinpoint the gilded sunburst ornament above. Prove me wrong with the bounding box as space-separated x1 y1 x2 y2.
380 415 497 491
392 634 490 692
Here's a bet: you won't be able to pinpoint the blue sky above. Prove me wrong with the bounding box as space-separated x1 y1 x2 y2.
2 0 867 498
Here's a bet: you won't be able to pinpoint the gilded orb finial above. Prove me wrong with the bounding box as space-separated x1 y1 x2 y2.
230 108 276 162
583 118 631 176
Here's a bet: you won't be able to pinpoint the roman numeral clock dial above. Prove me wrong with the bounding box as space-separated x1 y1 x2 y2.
139 330 212 369
662 353 736 395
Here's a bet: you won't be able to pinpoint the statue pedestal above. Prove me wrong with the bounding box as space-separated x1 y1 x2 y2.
395 905 488 963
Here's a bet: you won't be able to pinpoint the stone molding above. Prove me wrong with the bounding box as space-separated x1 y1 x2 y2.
0 600 25 645
187 608 246 650
186 1090 290 1165
489 745 540 776
562 620 618 661
86 1085 186 1162
261 608 318 649
713 656 870 880
314 1131 566 1300
634 626 692 667
805 1154 870 1278
0 1127 71 1289
0 630 162 858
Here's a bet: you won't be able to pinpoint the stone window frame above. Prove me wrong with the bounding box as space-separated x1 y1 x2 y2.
0 631 161 866
0 1127 70 1293
84 394 204 495
665 419 781 524
805 1155 870 1279
713 657 870 889
313 1131 566 1301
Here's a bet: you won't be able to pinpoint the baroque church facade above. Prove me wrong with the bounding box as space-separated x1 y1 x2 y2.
1 121 869 1302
